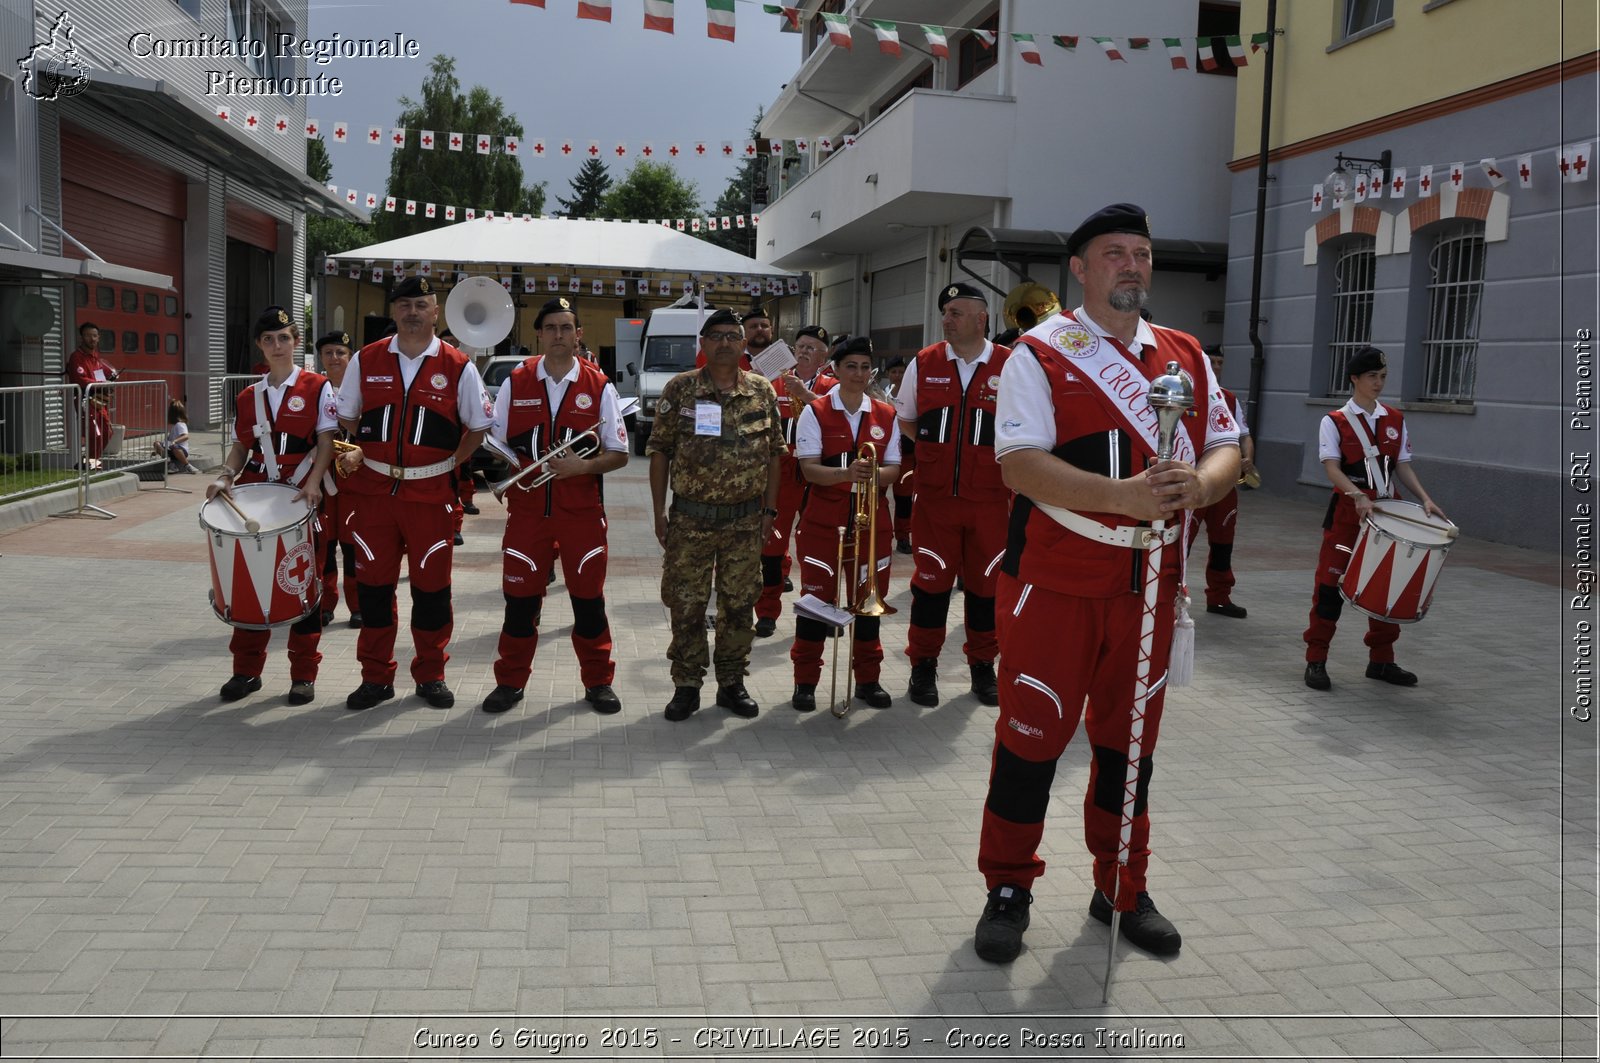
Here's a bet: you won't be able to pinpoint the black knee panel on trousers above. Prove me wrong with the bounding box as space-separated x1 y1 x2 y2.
322 537 337 576
503 594 543 638
291 609 323 635
358 583 397 628
965 590 996 633
986 741 1058 825
894 495 912 519
1315 582 1344 622
795 615 830 643
910 585 952 630
761 554 783 588
1092 744 1153 817
1208 543 1234 571
411 586 452 631
570 595 608 639
854 615 880 643
340 542 356 572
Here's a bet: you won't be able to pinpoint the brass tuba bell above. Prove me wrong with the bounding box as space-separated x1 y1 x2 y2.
1002 282 1062 331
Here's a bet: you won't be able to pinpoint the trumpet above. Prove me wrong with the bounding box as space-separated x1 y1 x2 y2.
488 422 606 501
829 441 896 718
331 438 361 478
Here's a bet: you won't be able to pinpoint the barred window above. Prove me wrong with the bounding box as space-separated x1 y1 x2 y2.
1422 224 1485 402
1327 238 1376 395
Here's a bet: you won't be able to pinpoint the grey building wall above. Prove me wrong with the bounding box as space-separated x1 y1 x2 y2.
1223 70 1598 552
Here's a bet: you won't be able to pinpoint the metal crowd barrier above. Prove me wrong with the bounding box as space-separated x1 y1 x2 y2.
117 370 259 455
55 377 172 518
0 383 79 506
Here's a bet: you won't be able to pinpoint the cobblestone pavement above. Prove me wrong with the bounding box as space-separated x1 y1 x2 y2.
0 463 1593 1060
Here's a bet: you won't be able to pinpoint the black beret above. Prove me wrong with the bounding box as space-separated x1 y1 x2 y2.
699 308 742 336
937 282 986 311
830 336 873 362
1347 345 1387 378
251 305 294 339
1066 202 1152 257
794 324 830 346
315 331 351 351
741 305 771 323
534 296 578 330
388 275 434 301
885 356 906 370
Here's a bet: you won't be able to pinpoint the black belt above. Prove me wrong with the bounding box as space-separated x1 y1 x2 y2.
672 496 761 522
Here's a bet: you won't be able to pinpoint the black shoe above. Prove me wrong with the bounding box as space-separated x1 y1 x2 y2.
453 533 465 546
462 502 480 515
896 538 912 555
585 684 622 715
1366 661 1418 686
783 577 794 592
219 674 262 702
974 884 1032 963
416 680 455 708
853 681 892 708
716 683 759 718
349 612 363 629
346 682 395 711
1206 601 1248 619
755 617 777 638
287 681 315 706
792 683 817 712
482 685 524 714
908 658 939 706
664 686 700 721
547 569 557 586
1089 888 1182 956
1304 661 1331 691
321 610 335 626
970 661 999 706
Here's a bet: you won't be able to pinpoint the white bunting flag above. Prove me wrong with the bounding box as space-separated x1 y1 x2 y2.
1447 162 1465 190
405 199 417 215
1417 164 1434 197
464 208 476 220
273 114 290 134
1516 154 1533 189
420 130 435 150
1479 158 1508 188
569 276 582 293
305 120 320 138
476 134 492 155
323 259 336 275
419 261 432 276
547 275 559 291
391 127 405 147
506 136 520 155
1389 167 1406 198
615 280 627 296
500 276 512 290
425 203 436 218
445 206 456 220
448 132 464 151
364 193 377 208
242 111 259 130
366 126 382 145
592 279 604 295
736 215 747 229
639 278 652 293
332 122 348 142
1310 183 1323 213
658 280 670 296
371 267 383 282
586 141 601 159
384 196 397 212
524 276 537 293
787 278 800 295
640 142 655 159
1562 143 1591 183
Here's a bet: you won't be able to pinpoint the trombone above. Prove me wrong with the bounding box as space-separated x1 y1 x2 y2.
828 441 896 718
487 422 606 501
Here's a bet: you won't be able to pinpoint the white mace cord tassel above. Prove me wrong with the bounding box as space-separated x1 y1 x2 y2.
1168 590 1195 688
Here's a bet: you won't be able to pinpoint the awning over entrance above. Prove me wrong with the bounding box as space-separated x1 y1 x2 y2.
0 246 174 290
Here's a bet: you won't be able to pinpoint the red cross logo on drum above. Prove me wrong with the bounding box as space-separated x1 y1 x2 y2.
276 543 316 596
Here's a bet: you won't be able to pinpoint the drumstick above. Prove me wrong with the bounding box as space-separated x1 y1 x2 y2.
218 491 261 534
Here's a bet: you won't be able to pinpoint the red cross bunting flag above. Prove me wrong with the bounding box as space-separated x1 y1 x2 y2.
615 279 627 296
1479 158 1508 188
305 120 319 138
243 111 259 129
324 259 337 275
658 279 671 296
420 130 435 150
591 279 604 295
333 123 349 142
465 208 476 220
274 114 289 133
1310 183 1323 213
531 140 546 156
501 276 512 290
391 128 405 146
585 141 601 157
425 203 436 218
371 267 383 282
484 210 495 220
215 106 230 122
445 206 456 220
641 142 655 158
613 142 628 158
523 277 537 293
476 134 492 154
506 136 520 155
768 138 784 156
1517 154 1534 188
1447 162 1465 190
1390 167 1406 197
720 140 736 157
419 262 432 276
547 275 559 291
667 143 681 157
364 193 377 208
448 132 463 151
384 196 396 212
367 126 382 144
638 278 652 293
568 276 581 293
1417 164 1434 197
693 141 708 156
1562 143 1591 183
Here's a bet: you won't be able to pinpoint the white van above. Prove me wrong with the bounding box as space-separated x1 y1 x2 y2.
614 307 707 456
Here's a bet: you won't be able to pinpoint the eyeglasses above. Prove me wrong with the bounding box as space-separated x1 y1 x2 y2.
704 331 743 343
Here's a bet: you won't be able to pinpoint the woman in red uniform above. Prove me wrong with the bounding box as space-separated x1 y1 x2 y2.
787 337 901 711
206 308 336 705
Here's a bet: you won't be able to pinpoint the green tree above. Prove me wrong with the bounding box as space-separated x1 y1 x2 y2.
556 157 613 218
371 55 545 243
599 160 701 222
304 135 369 276
704 107 765 259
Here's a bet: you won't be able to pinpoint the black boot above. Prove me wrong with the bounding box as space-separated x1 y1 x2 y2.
664 686 701 721
974 884 1032 963
791 684 816 712
908 658 939 706
969 661 999 706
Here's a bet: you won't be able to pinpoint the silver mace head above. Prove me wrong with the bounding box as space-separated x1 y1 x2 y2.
1149 360 1195 462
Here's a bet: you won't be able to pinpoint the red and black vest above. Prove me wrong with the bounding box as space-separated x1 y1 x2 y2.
778 368 838 450
345 340 472 502
503 356 611 516
798 393 897 530
1323 405 1406 527
910 342 1011 502
233 370 327 487
1004 326 1218 598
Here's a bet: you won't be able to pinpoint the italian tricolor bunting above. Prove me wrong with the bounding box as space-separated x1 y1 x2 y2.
1093 36 1123 61
1226 35 1247 66
1052 35 1077 51
1014 33 1042 65
642 0 673 33
922 25 948 58
872 21 900 57
576 0 610 21
821 12 851 48
706 0 735 40
1163 37 1187 69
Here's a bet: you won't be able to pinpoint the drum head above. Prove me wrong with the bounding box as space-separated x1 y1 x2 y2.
1368 499 1456 547
200 482 309 535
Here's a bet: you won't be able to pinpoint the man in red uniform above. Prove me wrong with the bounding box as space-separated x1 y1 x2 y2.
65 322 118 467
972 204 1241 964
314 331 362 627
788 337 900 710
483 297 629 715
893 282 1011 708
880 357 915 555
1186 346 1254 619
336 276 493 711
207 307 336 704
1303 346 1445 690
756 324 836 639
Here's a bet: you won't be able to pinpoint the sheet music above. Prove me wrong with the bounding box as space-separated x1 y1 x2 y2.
751 339 797 381
794 593 854 629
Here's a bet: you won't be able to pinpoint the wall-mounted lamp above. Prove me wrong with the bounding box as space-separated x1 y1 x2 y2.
809 210 822 220
1326 150 1392 201
864 173 879 185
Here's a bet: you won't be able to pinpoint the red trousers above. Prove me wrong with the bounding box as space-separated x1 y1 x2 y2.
228 613 323 681
1187 485 1239 607
494 508 615 689
979 573 1175 910
319 488 359 617
906 493 1006 663
790 516 892 685
347 495 457 684
1303 501 1399 664
756 458 806 622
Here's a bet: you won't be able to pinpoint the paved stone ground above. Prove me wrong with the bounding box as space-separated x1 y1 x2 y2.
0 463 1593 1061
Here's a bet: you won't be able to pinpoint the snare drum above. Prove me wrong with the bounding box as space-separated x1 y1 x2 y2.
199 482 320 629
1340 499 1458 624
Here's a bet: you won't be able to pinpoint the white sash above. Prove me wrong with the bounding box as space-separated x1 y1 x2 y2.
1020 311 1200 465
251 380 282 483
1345 408 1393 499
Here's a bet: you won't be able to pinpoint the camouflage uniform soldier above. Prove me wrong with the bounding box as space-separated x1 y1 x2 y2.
648 308 785 721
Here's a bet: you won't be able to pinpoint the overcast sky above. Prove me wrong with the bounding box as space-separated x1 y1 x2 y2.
308 0 800 213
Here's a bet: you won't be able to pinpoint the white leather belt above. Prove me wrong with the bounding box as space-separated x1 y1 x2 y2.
1036 502 1180 550
362 457 457 481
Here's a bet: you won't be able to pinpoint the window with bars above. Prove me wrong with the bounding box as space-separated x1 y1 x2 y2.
1421 224 1485 402
1326 238 1376 395
224 0 288 80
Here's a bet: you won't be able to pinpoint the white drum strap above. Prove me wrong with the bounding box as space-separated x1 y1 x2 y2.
252 383 282 483
1348 412 1391 498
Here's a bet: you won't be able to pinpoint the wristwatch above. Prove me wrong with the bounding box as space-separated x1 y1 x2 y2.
762 507 779 517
